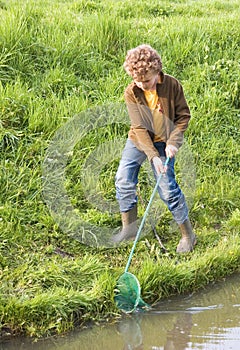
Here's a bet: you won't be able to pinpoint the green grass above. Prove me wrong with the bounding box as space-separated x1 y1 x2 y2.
0 0 240 338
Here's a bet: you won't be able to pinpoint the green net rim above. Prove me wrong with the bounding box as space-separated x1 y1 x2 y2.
114 272 141 313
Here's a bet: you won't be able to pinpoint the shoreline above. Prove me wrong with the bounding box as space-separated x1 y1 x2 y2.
1 228 240 338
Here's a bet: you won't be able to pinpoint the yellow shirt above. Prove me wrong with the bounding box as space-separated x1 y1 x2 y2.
144 89 158 111
144 90 166 142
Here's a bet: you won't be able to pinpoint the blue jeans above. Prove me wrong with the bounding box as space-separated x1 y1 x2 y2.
115 139 188 225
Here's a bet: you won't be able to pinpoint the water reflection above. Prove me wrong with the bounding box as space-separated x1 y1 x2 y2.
116 312 194 350
1 273 240 350
164 313 193 350
115 312 192 349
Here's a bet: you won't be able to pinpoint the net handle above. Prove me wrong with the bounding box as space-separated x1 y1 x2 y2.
124 157 170 273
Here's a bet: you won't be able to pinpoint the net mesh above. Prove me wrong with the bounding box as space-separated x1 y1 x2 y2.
114 272 149 313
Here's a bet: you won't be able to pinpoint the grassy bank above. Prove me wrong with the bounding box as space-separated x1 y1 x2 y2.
0 0 240 338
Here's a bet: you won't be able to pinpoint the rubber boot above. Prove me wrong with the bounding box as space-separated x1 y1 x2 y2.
112 205 138 243
176 218 197 253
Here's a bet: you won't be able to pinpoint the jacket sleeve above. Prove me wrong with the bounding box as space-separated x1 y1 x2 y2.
124 90 160 162
166 81 191 149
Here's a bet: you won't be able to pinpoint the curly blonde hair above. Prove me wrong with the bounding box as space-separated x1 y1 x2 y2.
123 44 162 79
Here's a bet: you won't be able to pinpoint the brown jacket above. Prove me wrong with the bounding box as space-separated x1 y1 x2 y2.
124 72 191 161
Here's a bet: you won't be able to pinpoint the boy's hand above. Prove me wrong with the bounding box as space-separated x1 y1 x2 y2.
152 156 167 175
166 144 178 158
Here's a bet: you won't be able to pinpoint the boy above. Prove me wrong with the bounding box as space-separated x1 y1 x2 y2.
113 44 196 253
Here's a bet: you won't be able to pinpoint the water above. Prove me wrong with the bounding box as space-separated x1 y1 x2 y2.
1 273 240 350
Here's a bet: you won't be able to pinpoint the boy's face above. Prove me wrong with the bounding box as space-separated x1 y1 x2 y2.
133 71 159 91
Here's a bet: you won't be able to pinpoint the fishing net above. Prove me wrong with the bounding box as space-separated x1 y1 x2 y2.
114 159 170 313
114 272 149 313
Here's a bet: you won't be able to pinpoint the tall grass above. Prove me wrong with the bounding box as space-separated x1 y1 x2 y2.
0 0 240 338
